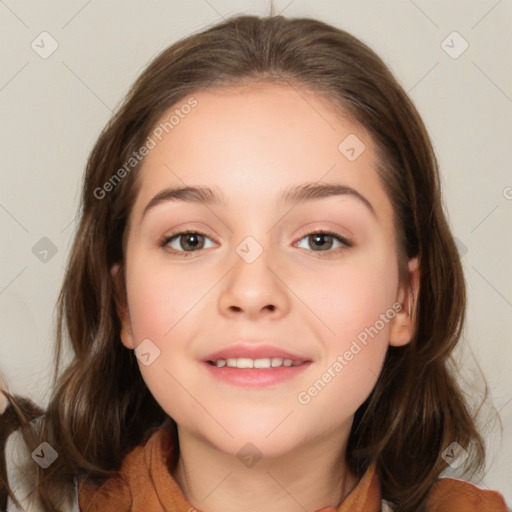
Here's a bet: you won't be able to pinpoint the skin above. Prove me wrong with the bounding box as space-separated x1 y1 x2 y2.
111 82 420 512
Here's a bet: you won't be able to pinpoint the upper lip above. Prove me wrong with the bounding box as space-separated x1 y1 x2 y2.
203 343 311 363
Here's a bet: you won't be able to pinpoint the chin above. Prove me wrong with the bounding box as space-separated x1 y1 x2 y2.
212 425 303 460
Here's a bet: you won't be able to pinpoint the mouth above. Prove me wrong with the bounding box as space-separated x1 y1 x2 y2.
202 342 311 367
201 343 312 386
206 357 307 368
202 358 312 387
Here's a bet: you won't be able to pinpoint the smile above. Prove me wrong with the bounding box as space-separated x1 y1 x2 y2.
207 357 304 368
202 359 312 387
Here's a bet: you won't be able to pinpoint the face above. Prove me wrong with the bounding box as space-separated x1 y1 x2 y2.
112 82 419 458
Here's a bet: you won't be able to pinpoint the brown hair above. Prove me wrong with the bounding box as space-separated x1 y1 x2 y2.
1 11 497 512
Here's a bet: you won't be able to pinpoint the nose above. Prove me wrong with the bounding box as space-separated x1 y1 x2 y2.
217 242 291 321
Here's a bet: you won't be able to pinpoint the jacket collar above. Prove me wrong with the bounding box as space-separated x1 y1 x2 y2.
79 423 382 512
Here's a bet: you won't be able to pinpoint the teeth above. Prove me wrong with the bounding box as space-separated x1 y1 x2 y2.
212 357 302 368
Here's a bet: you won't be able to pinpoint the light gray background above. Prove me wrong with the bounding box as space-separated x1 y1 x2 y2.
1 0 511 504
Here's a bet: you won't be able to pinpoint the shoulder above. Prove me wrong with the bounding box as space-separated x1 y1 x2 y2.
77 450 137 512
5 428 80 512
425 476 510 511
78 425 166 511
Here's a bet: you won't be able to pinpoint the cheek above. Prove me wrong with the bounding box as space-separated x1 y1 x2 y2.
295 249 397 402
297 247 398 340
126 256 201 340
123 255 212 419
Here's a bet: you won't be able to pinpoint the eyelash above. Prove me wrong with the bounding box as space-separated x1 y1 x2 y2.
159 228 353 259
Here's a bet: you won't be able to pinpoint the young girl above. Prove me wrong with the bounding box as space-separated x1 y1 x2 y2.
1 12 509 512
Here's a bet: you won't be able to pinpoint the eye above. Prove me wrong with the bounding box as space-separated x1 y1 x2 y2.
294 230 352 256
159 228 353 258
159 230 216 257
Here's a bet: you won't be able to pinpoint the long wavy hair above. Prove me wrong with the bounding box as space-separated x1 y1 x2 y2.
1 11 496 512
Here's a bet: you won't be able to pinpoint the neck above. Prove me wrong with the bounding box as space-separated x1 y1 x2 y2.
171 424 359 512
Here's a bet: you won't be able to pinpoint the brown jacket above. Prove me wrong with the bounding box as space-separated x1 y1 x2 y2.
78 423 509 512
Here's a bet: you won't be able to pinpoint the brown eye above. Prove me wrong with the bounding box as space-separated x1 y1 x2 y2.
295 230 352 256
307 233 334 251
176 233 204 251
160 230 215 255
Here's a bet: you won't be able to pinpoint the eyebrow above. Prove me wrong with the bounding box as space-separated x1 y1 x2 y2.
140 181 376 222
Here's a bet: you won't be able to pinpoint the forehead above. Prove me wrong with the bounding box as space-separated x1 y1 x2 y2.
131 82 394 229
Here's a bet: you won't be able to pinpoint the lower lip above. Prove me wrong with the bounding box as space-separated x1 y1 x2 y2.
201 361 312 387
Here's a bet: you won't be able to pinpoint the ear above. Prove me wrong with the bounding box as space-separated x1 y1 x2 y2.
389 256 420 347
111 263 135 350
